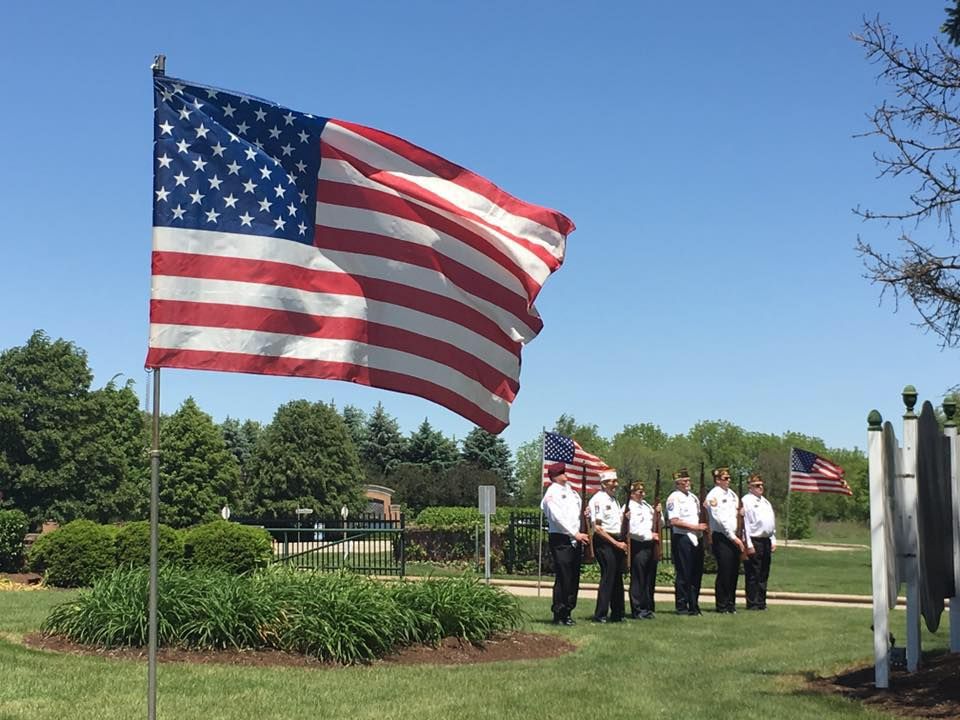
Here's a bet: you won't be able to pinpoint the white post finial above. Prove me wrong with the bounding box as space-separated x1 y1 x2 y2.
151 54 166 77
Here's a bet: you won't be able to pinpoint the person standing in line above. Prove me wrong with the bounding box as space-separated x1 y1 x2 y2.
626 482 661 619
541 462 590 625
665 468 707 615
741 473 777 610
705 466 746 614
589 471 627 623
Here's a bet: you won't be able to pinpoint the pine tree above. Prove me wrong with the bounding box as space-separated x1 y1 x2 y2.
405 419 459 471
361 402 406 475
461 426 515 495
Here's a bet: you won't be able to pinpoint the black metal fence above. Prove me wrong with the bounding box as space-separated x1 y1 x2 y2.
504 511 672 574
238 513 406 576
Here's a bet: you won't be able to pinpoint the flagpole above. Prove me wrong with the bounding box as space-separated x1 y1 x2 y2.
784 448 792 548
148 54 165 720
536 428 547 598
147 367 160 720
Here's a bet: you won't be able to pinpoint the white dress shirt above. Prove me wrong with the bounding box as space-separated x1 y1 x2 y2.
666 490 703 546
541 481 582 540
741 493 777 549
705 485 739 540
627 499 659 541
590 489 623 537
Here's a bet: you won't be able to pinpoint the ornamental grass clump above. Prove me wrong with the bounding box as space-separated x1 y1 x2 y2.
43 566 525 663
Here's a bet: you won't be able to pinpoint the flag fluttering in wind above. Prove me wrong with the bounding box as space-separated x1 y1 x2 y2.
789 447 852 496
541 430 613 494
146 75 574 433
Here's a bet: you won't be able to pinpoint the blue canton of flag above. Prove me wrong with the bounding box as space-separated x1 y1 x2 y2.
153 78 325 243
544 431 575 463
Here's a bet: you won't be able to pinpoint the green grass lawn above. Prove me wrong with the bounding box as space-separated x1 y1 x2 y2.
0 588 948 720
805 521 870 546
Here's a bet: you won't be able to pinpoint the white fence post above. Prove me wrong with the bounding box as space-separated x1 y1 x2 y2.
867 410 889 688
900 385 922 672
943 398 960 654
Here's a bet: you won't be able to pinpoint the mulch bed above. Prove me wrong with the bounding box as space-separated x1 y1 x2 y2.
0 573 42 585
810 652 960 719
23 631 575 668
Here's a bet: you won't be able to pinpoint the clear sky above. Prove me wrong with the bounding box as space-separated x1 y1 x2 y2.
1 1 954 454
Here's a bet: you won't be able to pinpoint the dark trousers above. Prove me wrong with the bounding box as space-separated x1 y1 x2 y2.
628 539 658 615
712 531 740 612
672 534 704 613
549 533 581 620
743 536 772 609
593 534 625 620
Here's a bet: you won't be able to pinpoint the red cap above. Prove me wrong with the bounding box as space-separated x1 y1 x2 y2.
546 463 566 478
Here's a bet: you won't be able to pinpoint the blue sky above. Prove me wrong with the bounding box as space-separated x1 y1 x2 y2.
1 1 955 454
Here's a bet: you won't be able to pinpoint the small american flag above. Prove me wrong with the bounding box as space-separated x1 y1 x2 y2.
147 75 574 433
542 431 612 494
789 447 852 496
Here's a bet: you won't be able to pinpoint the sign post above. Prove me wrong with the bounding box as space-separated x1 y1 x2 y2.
478 486 496 583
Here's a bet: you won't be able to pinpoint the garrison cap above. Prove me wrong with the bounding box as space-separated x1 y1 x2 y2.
713 466 731 479
748 474 764 486
598 469 618 485
672 468 690 481
546 462 566 479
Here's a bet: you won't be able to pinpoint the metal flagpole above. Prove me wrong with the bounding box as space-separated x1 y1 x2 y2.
148 367 161 720
784 448 792 548
148 54 165 720
536 427 546 598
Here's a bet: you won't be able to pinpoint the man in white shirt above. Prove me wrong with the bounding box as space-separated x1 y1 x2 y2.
589 471 627 623
665 468 707 615
705 466 746 613
626 482 661 619
741 473 777 610
541 463 590 625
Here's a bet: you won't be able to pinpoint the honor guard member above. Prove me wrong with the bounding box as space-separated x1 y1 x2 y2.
666 468 707 615
541 463 590 625
741 474 777 610
705 467 745 613
589 470 627 623
626 482 661 619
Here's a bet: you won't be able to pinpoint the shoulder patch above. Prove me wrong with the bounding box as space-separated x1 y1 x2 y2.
709 498 718 507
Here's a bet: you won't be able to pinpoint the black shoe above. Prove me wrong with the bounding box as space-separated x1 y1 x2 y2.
609 616 624 623
592 616 608 624
643 611 655 620
563 617 576 626
676 609 689 616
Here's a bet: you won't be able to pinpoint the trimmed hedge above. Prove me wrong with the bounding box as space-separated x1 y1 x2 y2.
115 521 184 567
27 520 116 587
184 520 272 574
413 506 540 531
0 509 29 572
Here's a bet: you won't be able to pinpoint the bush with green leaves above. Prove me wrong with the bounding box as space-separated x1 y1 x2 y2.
0 509 29 572
413 506 540 531
115 521 184 567
27 520 116 587
42 566 524 663
184 521 272 574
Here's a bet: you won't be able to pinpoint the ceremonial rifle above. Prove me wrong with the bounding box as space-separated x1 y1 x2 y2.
652 468 662 562
698 461 711 549
737 474 748 561
580 463 594 564
620 479 632 573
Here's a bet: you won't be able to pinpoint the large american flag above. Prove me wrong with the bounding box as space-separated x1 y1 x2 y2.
541 431 612 494
146 76 574 433
789 447 852 495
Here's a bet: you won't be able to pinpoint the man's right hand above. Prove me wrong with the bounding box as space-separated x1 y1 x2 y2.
575 532 589 543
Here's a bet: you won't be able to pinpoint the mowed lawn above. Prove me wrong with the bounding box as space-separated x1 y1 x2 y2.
0 588 948 720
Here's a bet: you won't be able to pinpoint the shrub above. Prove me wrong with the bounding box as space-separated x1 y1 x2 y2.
42 566 525 663
413 506 540 531
115 521 184 567
184 521 272 574
29 520 116 587
0 509 29 572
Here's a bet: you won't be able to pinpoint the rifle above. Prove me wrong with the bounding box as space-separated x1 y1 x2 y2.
698 461 711 549
652 468 662 562
737 474 748 561
580 463 594 563
620 479 632 573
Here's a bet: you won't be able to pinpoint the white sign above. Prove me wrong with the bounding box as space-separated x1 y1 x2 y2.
340 505 349 521
220 505 231 521
478 485 496 515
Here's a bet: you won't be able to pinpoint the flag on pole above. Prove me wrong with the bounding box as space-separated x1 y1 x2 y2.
541 431 612 494
146 75 574 433
789 447 852 495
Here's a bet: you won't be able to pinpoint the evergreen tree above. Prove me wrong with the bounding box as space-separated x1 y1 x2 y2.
361 402 406 475
221 417 263 513
341 405 367 452
249 400 365 518
461 426 515 495
405 419 459 470
159 397 241 528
